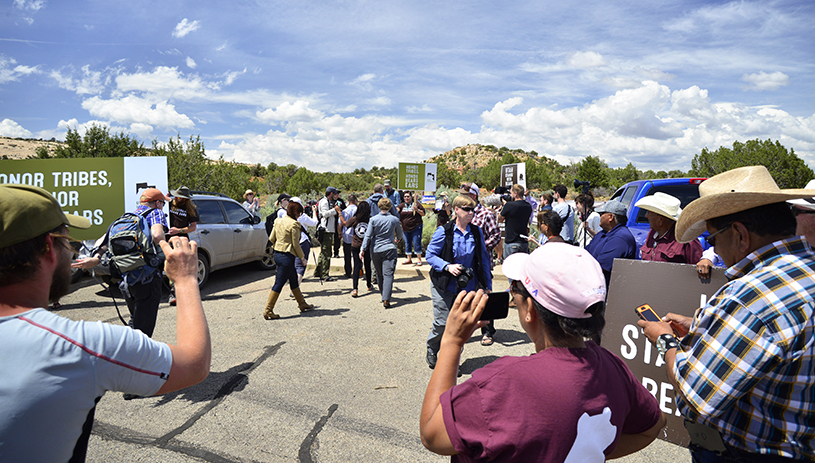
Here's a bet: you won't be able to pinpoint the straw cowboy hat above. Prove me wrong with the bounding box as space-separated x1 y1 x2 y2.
675 166 815 243
634 192 682 221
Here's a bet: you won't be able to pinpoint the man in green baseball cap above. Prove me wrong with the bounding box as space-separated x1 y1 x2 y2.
0 184 211 462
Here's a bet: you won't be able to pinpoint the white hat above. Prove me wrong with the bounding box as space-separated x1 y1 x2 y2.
634 192 682 221
787 180 815 210
290 196 302 205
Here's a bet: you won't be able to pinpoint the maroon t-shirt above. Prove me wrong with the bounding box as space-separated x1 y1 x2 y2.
441 342 662 462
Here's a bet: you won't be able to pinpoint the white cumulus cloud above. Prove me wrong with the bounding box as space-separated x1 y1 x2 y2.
49 65 106 95
0 119 33 138
257 101 324 124
172 18 200 38
81 95 195 130
116 66 212 100
567 51 608 69
741 71 789 91
0 56 40 84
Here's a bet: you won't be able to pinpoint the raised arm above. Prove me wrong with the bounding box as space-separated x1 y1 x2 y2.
154 237 211 394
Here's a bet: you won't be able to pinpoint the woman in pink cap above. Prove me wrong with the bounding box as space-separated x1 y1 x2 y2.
420 244 666 462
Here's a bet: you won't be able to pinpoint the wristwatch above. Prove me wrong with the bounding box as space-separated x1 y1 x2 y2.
656 334 680 358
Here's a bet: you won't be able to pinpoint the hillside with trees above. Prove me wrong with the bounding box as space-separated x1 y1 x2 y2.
3 125 812 203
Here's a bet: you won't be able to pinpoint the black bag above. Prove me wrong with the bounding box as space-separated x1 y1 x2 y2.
265 208 283 235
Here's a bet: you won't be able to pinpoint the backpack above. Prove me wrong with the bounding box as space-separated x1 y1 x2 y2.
265 208 285 235
107 209 162 282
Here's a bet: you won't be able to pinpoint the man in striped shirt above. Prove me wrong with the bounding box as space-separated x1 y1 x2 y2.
638 166 815 462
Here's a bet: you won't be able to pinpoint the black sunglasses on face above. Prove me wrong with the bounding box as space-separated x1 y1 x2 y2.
792 206 815 216
460 207 474 213
706 223 732 247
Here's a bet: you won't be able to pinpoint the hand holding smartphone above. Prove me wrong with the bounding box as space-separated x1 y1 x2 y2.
635 303 689 337
480 292 510 320
635 304 661 322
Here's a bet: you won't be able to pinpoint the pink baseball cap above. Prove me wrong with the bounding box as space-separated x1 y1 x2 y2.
502 244 606 319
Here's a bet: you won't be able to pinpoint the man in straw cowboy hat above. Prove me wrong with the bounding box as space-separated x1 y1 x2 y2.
638 166 815 462
634 192 703 264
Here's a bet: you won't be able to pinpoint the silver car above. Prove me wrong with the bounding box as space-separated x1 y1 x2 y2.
188 193 274 286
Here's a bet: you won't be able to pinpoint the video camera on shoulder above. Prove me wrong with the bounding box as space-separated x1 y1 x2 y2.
494 185 509 195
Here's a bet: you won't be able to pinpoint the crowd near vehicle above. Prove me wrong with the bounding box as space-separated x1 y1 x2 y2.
607 178 708 248
72 192 274 288
185 192 275 286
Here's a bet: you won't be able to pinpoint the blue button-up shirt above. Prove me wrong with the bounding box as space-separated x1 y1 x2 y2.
426 223 492 293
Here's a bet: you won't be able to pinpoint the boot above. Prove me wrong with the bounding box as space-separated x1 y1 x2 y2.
291 287 313 312
263 290 281 320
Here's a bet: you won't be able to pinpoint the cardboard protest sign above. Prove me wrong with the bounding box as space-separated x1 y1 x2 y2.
398 162 436 191
604 258 729 447
0 157 167 240
501 162 526 188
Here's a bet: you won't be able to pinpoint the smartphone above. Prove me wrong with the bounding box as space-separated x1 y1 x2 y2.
480 292 510 320
635 304 661 322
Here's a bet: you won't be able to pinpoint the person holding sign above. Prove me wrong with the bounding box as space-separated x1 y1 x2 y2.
638 166 815 462
420 244 665 461
398 191 425 266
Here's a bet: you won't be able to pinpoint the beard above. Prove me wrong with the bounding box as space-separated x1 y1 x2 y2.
49 246 72 304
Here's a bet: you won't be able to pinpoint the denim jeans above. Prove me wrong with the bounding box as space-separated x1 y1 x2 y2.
272 251 299 292
503 240 528 259
404 226 423 257
295 240 310 275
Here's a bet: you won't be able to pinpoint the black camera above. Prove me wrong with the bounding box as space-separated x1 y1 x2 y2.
574 179 591 194
457 267 475 290
501 194 512 203
494 185 509 195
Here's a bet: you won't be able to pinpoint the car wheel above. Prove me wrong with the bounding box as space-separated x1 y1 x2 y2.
197 252 210 288
257 241 276 270
71 268 86 284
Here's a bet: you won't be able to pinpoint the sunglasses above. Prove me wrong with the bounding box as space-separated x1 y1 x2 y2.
706 223 732 247
459 206 474 213
792 206 815 216
510 280 528 297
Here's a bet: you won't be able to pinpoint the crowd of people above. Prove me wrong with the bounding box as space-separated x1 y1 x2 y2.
3 165 815 462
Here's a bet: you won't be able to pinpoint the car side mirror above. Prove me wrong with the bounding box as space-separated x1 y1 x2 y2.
253 215 261 225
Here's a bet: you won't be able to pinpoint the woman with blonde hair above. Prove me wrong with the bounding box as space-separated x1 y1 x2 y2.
263 201 313 319
361 197 403 308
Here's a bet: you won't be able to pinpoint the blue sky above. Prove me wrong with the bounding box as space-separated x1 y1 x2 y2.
1 0 813 173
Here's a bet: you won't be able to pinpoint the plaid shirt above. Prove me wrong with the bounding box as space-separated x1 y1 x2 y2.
471 204 500 251
672 237 815 460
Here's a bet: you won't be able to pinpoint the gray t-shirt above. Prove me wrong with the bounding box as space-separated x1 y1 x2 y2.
0 309 172 462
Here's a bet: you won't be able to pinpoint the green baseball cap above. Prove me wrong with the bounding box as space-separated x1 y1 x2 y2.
0 184 91 249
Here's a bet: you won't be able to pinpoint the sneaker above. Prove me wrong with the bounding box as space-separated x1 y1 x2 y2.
169 296 177 306
123 393 140 401
324 276 336 282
